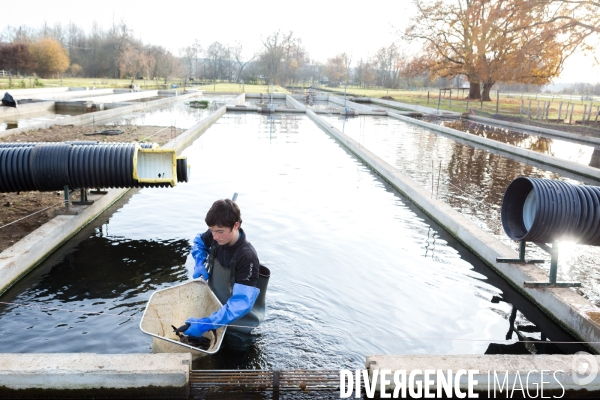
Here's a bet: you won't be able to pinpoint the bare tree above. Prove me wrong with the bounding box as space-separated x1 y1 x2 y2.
232 42 255 82
155 49 180 84
373 43 403 89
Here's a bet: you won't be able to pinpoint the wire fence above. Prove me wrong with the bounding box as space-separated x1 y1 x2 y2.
315 87 600 131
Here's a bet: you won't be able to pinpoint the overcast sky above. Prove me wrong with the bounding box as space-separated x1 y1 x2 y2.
2 0 599 84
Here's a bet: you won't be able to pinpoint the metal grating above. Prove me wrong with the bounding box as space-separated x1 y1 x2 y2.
190 369 340 391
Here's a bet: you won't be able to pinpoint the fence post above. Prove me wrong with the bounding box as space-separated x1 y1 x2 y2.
449 89 452 108
595 106 600 124
583 104 588 125
569 103 574 124
427 91 430 104
588 101 594 122
437 90 441 116
546 102 551 121
542 102 546 120
496 90 499 114
528 100 532 118
520 99 524 116
536 101 540 119
466 95 470 110
558 101 563 121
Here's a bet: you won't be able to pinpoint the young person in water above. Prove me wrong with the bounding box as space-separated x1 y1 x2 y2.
179 199 266 340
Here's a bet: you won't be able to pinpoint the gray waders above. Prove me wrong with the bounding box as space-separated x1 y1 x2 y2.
207 246 270 334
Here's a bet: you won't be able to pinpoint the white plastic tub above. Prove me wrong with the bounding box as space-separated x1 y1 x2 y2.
140 280 226 358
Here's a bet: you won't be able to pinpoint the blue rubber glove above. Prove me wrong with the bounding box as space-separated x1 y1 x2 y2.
185 283 260 335
182 317 213 338
191 233 209 280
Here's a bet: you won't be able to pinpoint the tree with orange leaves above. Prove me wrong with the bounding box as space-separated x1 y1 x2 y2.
29 38 69 78
404 0 599 100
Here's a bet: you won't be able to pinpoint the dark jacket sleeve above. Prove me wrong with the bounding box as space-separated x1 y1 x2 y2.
200 229 213 248
234 248 259 287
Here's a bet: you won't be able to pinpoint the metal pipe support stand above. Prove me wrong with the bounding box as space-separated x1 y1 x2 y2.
55 185 80 215
90 188 108 195
72 188 94 206
496 241 581 288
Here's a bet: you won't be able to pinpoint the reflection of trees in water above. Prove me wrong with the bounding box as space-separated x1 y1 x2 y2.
442 120 553 154
31 234 189 303
255 115 301 139
444 141 561 215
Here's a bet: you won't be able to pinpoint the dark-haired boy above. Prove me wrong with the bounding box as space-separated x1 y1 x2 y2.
180 199 265 339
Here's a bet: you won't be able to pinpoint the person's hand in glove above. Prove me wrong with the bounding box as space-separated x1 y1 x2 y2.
181 317 215 338
191 234 209 280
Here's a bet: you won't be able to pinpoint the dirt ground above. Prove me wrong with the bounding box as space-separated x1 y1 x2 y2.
0 124 185 253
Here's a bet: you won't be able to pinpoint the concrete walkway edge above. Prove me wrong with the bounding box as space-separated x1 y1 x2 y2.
0 353 191 398
467 114 600 147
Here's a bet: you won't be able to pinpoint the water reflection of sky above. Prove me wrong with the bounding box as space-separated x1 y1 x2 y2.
323 115 600 305
107 95 234 129
0 113 586 368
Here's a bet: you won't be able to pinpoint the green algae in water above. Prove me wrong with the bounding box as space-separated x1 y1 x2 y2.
189 100 209 108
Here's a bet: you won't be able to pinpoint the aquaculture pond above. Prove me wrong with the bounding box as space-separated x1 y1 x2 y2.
107 95 234 129
322 114 600 304
0 112 587 371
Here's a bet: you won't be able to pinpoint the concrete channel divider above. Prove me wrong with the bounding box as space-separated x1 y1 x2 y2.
7 87 71 98
285 95 306 111
467 114 600 147
0 353 191 398
0 94 242 295
0 91 204 139
365 354 600 395
328 96 387 115
306 109 600 352
11 88 115 101
73 89 160 103
388 111 600 181
0 100 55 118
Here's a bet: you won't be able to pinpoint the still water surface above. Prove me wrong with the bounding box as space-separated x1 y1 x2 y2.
0 112 587 369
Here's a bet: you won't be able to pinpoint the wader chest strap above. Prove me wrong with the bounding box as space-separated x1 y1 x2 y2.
228 247 242 293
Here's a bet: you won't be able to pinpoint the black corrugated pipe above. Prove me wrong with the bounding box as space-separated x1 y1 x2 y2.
30 144 71 192
0 143 184 192
68 144 136 189
0 147 34 192
501 177 600 245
